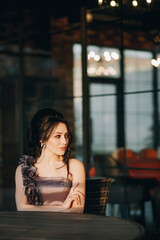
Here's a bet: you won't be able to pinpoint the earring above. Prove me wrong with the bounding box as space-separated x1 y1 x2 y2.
41 142 46 148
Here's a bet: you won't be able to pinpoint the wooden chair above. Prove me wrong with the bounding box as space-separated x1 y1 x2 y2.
84 177 112 216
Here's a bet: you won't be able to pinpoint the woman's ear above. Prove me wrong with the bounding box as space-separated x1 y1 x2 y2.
40 140 46 149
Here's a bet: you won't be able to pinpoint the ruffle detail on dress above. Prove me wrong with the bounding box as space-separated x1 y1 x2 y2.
19 155 43 206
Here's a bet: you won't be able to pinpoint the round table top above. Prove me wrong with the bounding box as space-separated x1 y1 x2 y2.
0 211 146 240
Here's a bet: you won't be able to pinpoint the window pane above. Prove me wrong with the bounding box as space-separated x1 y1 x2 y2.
87 46 120 78
73 44 119 159
125 93 153 152
124 50 152 92
90 84 116 154
124 50 153 152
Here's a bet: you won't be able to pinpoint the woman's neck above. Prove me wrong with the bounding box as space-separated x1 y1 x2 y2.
37 148 63 166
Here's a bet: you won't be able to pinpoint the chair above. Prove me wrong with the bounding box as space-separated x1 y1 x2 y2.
94 154 123 177
149 184 160 227
84 177 112 216
141 148 157 159
107 178 145 219
93 151 146 221
112 148 140 166
141 149 160 226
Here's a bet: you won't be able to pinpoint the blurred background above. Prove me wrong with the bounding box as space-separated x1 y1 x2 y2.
0 0 160 238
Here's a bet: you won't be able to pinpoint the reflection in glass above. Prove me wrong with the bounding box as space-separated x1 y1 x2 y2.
87 45 120 78
124 50 152 92
90 84 116 154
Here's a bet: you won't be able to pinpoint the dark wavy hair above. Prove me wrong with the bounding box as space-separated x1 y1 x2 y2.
26 108 72 167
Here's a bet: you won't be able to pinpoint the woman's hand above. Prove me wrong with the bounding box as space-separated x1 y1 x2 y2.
63 182 84 209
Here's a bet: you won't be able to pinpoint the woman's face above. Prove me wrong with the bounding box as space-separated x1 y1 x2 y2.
45 122 70 156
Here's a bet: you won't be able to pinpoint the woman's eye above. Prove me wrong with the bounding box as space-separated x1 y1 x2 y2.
65 134 69 139
55 135 61 138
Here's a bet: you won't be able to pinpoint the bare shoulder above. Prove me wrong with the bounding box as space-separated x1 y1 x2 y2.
69 158 85 178
16 165 21 174
69 158 85 169
15 165 22 179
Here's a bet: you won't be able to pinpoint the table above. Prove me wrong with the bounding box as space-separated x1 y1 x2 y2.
0 211 146 240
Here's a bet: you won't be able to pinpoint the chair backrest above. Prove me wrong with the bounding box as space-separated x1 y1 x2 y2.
112 148 140 165
94 154 123 177
141 148 157 159
84 177 112 216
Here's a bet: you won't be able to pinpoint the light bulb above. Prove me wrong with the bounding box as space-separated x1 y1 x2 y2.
86 13 93 22
94 55 100 61
111 52 119 60
132 0 138 7
98 0 103 5
98 66 104 73
88 67 96 74
89 51 95 58
104 51 110 57
110 1 116 7
96 69 102 76
151 59 158 67
105 55 111 61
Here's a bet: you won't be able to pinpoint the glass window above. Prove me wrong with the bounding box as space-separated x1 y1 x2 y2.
87 45 120 78
124 50 152 92
73 44 119 159
124 50 153 152
73 45 158 156
90 84 116 154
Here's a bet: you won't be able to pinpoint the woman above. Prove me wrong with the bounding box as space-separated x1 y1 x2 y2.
15 108 86 213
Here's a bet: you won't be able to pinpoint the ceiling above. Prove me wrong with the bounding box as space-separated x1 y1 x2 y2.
1 0 160 27
0 0 160 49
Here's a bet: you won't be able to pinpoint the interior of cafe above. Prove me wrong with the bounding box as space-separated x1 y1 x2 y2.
0 0 160 239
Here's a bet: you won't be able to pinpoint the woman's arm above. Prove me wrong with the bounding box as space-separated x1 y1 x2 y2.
15 164 85 213
68 159 86 213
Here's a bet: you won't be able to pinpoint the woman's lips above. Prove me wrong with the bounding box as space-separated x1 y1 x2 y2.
59 147 66 151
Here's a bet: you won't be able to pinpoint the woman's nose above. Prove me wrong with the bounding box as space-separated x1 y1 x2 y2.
61 135 68 144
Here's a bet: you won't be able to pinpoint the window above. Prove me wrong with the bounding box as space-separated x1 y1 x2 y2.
124 50 153 151
73 44 158 157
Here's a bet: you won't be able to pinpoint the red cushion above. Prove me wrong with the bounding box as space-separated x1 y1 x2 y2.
127 159 160 181
141 149 157 159
117 149 140 165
